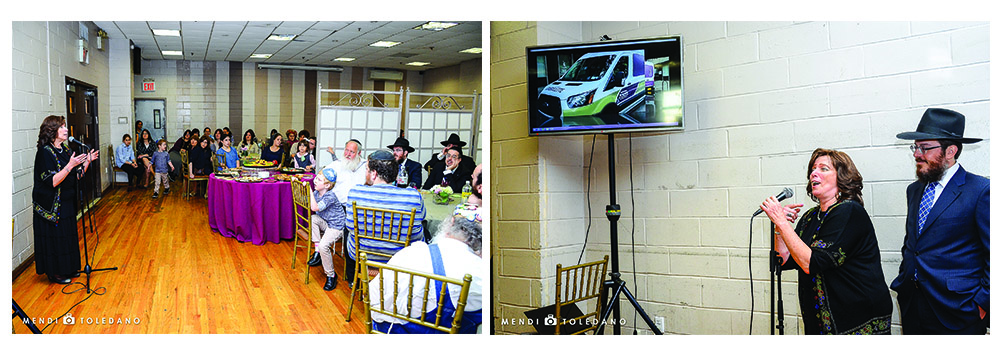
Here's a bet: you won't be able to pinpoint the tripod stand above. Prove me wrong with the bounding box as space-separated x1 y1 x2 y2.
73 143 118 293
768 221 785 334
593 133 662 335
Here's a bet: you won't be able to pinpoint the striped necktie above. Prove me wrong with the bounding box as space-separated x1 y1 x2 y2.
917 182 938 235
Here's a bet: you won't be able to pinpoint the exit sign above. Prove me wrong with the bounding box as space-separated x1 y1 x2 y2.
142 81 155 92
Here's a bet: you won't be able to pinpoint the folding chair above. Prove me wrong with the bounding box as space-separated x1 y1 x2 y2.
360 252 473 334
290 178 314 284
345 202 417 322
554 255 609 335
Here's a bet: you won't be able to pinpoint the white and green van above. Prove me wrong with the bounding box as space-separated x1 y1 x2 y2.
536 50 650 125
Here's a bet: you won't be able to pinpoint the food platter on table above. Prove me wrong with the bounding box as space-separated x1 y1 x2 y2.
234 176 264 183
242 159 279 168
273 173 313 182
280 167 306 174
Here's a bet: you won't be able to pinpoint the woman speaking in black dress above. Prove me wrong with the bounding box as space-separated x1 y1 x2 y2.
32 115 100 284
759 148 892 334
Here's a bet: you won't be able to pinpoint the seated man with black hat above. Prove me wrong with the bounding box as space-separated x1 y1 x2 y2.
423 147 473 193
388 136 422 188
424 133 476 176
890 108 989 335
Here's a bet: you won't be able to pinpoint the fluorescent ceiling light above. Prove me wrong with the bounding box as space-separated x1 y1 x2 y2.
250 54 272 59
370 41 401 48
406 62 430 66
258 64 343 72
414 22 458 31
162 50 183 56
334 57 356 62
460 47 482 54
152 29 180 36
267 34 297 41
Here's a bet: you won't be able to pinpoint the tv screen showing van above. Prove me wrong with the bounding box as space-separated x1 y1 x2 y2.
526 36 683 135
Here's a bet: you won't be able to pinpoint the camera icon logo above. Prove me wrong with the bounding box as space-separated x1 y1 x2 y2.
544 314 557 326
63 313 76 325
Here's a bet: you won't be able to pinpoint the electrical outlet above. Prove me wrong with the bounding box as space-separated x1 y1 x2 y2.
654 316 665 332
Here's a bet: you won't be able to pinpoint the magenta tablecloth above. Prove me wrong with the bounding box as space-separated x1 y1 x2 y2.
207 174 296 245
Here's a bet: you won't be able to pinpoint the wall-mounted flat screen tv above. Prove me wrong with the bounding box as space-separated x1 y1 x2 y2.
526 36 683 136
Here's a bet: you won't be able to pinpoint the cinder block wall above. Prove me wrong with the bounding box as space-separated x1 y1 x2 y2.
492 21 990 335
11 21 116 271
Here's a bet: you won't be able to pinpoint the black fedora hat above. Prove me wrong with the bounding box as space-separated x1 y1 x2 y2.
896 108 981 143
440 133 467 148
386 137 415 153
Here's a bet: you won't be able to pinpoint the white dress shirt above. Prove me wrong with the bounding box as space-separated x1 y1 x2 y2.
368 237 483 325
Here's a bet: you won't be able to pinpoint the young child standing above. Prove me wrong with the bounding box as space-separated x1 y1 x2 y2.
307 167 346 291
151 140 174 199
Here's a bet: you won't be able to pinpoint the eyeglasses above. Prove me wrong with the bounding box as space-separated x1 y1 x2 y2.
446 154 461 160
909 144 942 155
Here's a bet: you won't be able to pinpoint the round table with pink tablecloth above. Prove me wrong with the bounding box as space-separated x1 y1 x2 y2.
207 173 313 245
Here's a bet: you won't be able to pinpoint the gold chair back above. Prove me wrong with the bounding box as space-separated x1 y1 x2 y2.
359 252 473 334
554 255 609 335
289 178 313 284
345 202 417 322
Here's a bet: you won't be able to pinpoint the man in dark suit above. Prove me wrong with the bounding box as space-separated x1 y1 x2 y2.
891 108 990 334
423 147 473 193
387 137 422 188
424 133 476 176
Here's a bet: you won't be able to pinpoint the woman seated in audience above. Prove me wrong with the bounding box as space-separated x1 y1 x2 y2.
188 136 214 197
169 130 192 153
298 129 310 143
210 129 223 153
135 129 156 187
203 127 212 140
291 140 316 172
260 133 285 165
368 206 483 334
191 128 201 141
215 134 240 171
167 129 193 180
238 129 259 157
282 129 298 167
222 127 232 139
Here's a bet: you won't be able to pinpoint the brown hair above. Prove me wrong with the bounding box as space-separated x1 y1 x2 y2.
806 148 864 206
37 115 65 147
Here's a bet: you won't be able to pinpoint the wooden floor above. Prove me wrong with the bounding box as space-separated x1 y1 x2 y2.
12 182 366 334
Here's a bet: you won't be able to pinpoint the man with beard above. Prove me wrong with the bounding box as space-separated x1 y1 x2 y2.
422 147 473 193
468 164 483 206
323 139 368 207
387 137 421 188
891 108 989 334
424 133 476 176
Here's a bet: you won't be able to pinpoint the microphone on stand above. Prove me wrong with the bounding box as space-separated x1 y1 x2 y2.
68 136 91 150
752 187 794 217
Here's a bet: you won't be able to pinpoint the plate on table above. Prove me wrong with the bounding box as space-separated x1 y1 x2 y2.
235 177 263 183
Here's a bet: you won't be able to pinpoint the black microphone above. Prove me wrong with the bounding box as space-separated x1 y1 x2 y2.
753 187 794 217
68 136 90 150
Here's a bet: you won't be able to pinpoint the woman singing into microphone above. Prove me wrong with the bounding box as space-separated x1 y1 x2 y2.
32 115 100 284
759 148 892 334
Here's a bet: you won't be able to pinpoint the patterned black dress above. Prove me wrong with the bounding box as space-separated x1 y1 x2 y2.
783 200 893 334
32 143 81 278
